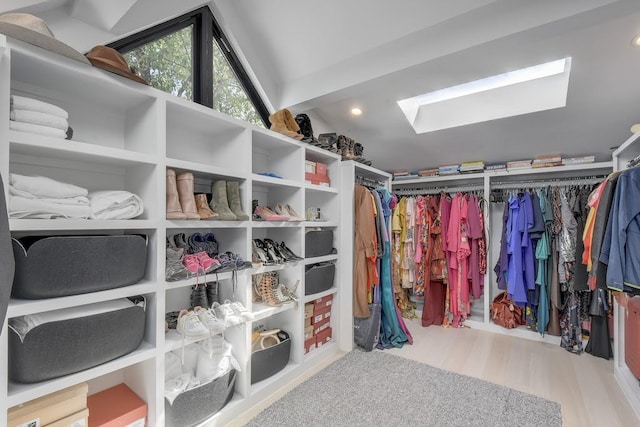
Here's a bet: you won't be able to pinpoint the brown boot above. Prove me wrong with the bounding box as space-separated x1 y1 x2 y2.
166 169 186 220
195 193 219 220
176 172 201 220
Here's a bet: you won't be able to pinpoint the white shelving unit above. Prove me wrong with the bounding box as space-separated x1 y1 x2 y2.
611 132 640 420
391 161 614 345
0 39 345 426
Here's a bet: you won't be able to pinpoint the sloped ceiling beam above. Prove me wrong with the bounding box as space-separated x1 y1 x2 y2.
70 0 138 32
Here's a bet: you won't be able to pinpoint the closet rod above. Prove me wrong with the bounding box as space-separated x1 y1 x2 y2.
395 184 485 196
491 176 604 190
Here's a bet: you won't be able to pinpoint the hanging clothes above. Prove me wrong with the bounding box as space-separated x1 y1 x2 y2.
353 184 377 318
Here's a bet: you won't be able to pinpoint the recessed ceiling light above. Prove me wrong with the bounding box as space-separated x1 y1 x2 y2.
632 34 640 47
351 107 362 116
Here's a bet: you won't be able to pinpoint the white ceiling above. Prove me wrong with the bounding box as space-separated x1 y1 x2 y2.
6 0 640 172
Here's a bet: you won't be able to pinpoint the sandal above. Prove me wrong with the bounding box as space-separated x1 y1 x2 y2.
254 272 282 307
254 205 288 221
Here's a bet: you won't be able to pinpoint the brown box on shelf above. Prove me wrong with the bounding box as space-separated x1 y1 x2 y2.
316 327 333 347
46 408 89 427
313 294 333 314
8 383 88 427
88 383 147 427
315 162 328 176
304 336 316 354
313 317 331 336
304 325 314 339
305 172 331 187
311 305 331 325
305 316 312 328
304 303 314 319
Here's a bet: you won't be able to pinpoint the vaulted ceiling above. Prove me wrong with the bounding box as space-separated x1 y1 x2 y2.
5 0 640 172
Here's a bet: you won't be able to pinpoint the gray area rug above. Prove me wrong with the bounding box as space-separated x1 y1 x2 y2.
245 349 562 427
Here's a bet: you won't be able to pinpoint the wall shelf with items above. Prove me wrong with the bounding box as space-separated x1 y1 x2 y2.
0 39 345 427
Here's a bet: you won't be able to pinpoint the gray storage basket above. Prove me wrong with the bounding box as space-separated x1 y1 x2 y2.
8 296 146 383
251 332 291 384
165 369 237 427
305 229 334 258
305 262 336 296
11 234 148 299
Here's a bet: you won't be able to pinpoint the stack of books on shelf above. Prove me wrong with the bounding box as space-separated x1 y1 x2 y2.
418 168 439 177
561 155 595 165
459 161 485 174
485 163 507 172
506 159 532 171
532 154 562 168
392 170 418 180
438 164 460 175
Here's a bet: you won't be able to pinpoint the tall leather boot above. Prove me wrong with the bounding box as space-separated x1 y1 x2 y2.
194 194 218 220
176 172 201 220
209 180 237 220
226 181 249 220
166 169 186 220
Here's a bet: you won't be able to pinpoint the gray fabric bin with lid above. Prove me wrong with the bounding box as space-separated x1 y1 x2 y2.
305 262 335 296
304 229 334 258
165 369 237 427
8 296 146 383
11 234 147 299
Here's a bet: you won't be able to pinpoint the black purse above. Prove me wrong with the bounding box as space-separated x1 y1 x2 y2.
353 303 381 351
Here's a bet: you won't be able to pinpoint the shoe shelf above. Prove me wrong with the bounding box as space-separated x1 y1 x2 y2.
163 328 244 353
251 302 297 322
165 157 249 182
6 342 156 407
303 340 337 361
304 254 338 265
251 221 302 228
165 219 248 229
252 129 303 183
6 281 158 318
302 220 338 228
304 183 338 193
303 287 338 304
251 173 300 188
164 270 248 290
250 262 302 274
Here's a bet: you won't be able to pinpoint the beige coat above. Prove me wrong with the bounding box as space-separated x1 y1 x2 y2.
354 185 377 318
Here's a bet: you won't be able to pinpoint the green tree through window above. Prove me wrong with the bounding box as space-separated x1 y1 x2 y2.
121 21 265 127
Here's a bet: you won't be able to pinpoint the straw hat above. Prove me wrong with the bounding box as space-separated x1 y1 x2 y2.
85 45 149 85
0 13 89 64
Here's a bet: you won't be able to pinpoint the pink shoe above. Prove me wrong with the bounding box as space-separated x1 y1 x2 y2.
194 251 220 272
182 254 201 274
254 205 288 221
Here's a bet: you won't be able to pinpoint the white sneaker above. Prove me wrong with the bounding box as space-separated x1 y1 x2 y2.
176 309 210 340
194 306 225 335
212 302 241 327
228 300 255 322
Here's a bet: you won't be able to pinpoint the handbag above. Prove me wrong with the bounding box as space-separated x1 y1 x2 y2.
491 291 523 329
354 303 381 351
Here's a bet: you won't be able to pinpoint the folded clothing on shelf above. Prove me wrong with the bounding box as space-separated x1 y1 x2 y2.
10 95 70 139
88 190 144 220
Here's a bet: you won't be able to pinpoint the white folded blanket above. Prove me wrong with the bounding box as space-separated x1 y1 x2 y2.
10 120 67 139
10 95 69 119
10 173 88 199
10 195 92 219
89 190 144 220
10 186 89 205
11 110 69 130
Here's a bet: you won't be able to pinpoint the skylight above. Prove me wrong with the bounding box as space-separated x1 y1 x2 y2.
397 57 572 133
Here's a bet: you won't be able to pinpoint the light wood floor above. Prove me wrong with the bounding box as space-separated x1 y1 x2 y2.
236 318 640 426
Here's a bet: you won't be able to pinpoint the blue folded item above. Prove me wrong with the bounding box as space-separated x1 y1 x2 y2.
258 172 283 179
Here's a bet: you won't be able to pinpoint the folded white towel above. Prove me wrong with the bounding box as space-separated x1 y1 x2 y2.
9 195 92 219
10 173 88 199
10 121 67 139
10 95 69 119
88 190 144 220
11 110 68 131
10 186 89 205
